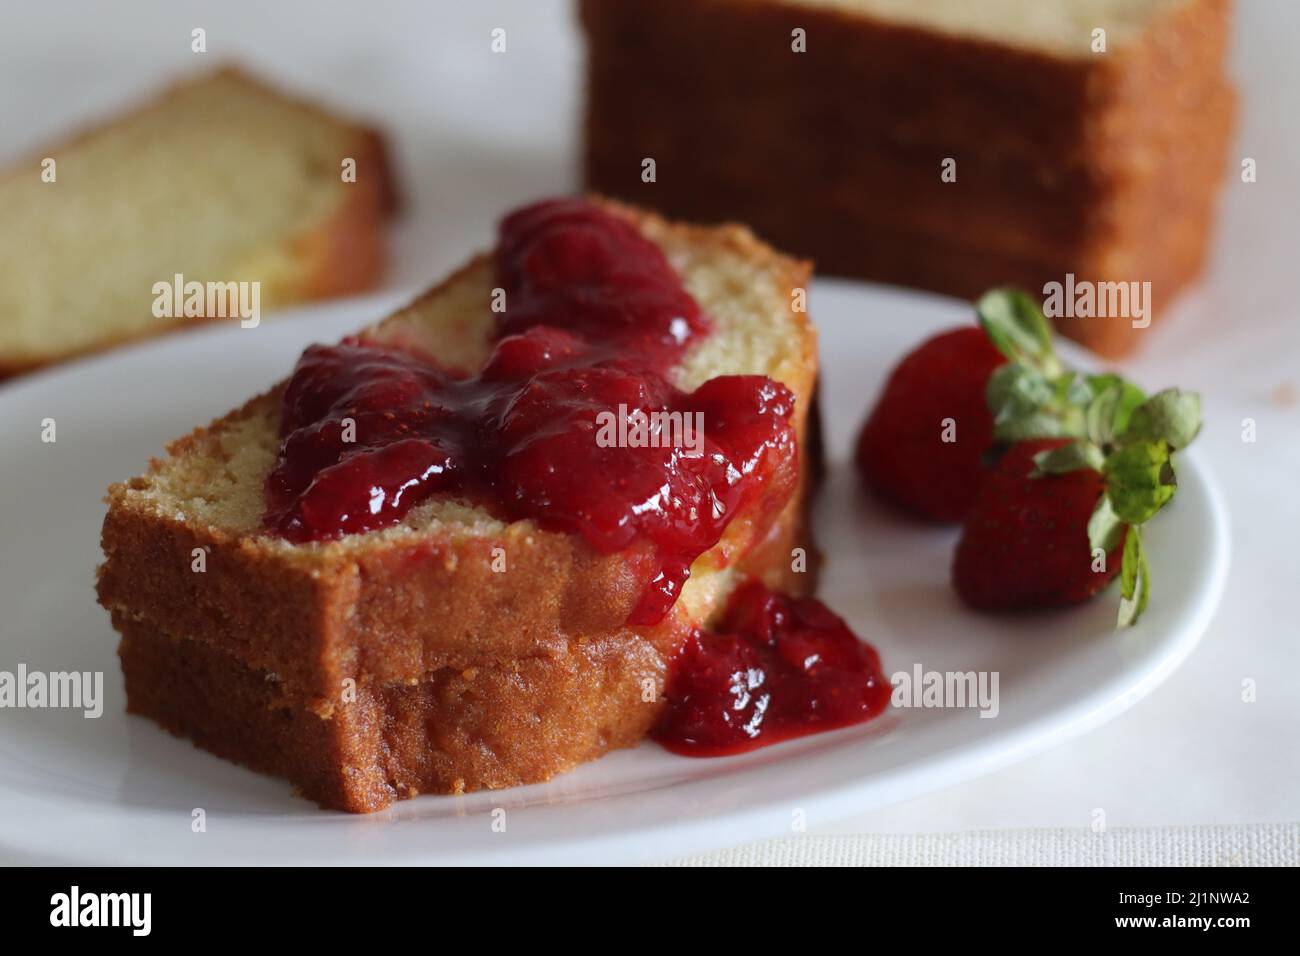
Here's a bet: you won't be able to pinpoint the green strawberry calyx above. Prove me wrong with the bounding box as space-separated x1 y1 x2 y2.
1032 387 1202 628
977 288 1095 442
976 288 1203 628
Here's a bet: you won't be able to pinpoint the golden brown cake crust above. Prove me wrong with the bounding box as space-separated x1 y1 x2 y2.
117 615 679 813
581 0 1236 357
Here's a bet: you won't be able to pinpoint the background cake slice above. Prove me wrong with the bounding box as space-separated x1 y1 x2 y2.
98 198 819 811
0 67 396 377
581 0 1235 357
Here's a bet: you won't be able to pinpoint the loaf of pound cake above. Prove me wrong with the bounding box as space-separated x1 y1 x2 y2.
0 67 396 378
582 0 1235 357
98 198 831 812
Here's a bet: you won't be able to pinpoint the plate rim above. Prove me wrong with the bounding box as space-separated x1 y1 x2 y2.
0 283 1232 865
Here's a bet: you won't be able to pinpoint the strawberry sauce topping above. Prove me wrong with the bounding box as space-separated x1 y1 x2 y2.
653 581 892 755
264 199 798 625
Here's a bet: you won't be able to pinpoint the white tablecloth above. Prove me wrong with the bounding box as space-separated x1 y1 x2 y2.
2 1 1296 866
664 824 1300 867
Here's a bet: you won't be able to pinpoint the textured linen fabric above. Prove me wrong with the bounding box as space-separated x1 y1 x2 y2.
662 824 1300 866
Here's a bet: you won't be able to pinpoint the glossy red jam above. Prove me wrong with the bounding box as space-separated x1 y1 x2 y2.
495 199 706 375
652 582 891 755
264 199 798 625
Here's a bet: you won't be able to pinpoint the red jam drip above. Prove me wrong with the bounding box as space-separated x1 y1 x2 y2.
652 582 891 756
263 199 798 625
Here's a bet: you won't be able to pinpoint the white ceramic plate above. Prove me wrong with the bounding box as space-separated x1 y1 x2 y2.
0 280 1229 865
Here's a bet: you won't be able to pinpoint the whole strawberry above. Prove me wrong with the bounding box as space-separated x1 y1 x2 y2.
855 327 1006 522
857 290 1089 523
954 386 1202 626
953 439 1124 610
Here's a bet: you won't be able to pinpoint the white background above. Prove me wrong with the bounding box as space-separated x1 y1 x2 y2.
1 0 1296 860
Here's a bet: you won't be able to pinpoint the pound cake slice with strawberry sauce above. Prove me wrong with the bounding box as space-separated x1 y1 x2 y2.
97 197 874 811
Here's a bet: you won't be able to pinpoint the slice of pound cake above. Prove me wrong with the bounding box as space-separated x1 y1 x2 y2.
582 0 1235 357
98 198 828 812
0 67 396 377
